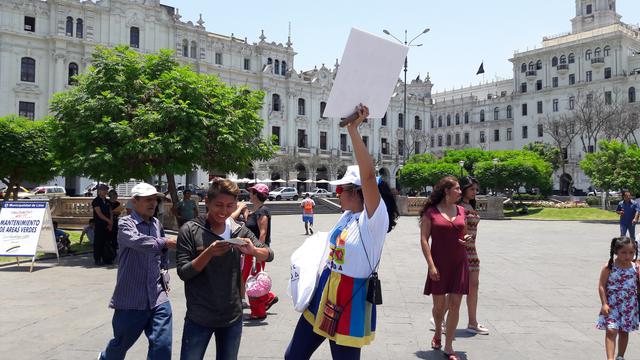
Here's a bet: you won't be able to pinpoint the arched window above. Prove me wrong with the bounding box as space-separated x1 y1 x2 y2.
528 61 535 71
568 53 575 63
506 105 512 119
274 60 280 75
66 16 73 36
585 49 592 60
480 109 485 122
130 27 139 48
455 113 460 125
446 114 451 126
182 39 189 57
68 62 78 85
630 87 636 103
20 57 35 82
297 98 305 115
272 94 281 111
190 41 197 59
552 57 558 67
76 18 83 38
536 60 542 70
521 63 527 73
559 55 567 64
281 61 287 75
464 112 469 124
267 57 272 65
414 115 421 130
398 113 404 128
320 101 327 118
494 107 499 120
446 134 452 146
594 47 601 57
438 115 442 127
603 46 611 57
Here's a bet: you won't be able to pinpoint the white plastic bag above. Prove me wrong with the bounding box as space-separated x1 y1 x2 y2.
287 232 330 312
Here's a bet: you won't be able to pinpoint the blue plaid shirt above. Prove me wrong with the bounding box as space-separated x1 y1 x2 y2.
109 211 169 310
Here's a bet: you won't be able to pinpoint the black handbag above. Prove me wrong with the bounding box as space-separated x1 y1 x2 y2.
356 219 383 305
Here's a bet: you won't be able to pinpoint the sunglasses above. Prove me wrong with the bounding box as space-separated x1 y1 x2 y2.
336 184 359 195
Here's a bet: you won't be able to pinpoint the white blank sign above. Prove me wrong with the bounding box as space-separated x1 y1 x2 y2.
323 28 409 119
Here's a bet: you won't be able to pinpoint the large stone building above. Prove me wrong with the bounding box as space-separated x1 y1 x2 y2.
1 0 639 194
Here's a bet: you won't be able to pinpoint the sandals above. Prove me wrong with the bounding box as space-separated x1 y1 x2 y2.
431 336 442 350
466 323 490 335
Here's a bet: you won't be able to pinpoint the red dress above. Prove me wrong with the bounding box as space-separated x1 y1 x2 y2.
423 205 469 295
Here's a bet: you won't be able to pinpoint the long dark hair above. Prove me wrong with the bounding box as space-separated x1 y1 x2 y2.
607 236 637 270
419 176 459 220
356 180 399 233
458 176 479 210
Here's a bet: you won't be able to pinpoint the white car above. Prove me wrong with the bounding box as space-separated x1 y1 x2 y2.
587 190 620 197
268 187 299 201
302 188 334 198
18 186 66 199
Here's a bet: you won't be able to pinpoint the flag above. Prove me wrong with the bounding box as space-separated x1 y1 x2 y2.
476 62 485 75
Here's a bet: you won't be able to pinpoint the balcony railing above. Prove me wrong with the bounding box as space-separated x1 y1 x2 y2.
591 57 605 65
526 70 537 78
557 64 569 71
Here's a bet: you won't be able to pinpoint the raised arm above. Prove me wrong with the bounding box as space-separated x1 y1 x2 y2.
346 104 380 218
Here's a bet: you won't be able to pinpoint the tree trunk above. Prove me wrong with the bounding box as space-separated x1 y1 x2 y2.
166 172 178 213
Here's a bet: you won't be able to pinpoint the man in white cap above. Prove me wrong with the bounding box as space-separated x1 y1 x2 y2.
99 182 177 360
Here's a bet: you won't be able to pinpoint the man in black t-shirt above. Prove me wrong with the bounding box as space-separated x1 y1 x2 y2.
92 184 113 265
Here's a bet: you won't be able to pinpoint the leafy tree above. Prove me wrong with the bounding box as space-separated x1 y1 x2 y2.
398 162 464 192
0 115 56 200
523 142 562 171
49 46 273 202
442 148 493 175
406 153 435 164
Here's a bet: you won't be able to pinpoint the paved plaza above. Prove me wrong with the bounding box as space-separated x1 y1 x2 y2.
0 214 636 360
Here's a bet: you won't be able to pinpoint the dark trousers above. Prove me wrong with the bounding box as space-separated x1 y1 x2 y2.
100 301 172 360
93 225 110 264
180 317 242 360
285 315 361 360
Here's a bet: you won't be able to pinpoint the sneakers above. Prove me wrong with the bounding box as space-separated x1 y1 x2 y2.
309 228 314 234
466 324 490 335
616 356 625 360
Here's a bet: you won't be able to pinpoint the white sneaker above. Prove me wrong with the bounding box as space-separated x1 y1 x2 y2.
466 324 490 335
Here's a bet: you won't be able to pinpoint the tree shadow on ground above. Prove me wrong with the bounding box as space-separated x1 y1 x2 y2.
415 350 469 359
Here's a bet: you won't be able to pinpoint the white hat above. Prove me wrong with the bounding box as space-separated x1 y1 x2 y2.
130 182 161 197
330 165 361 186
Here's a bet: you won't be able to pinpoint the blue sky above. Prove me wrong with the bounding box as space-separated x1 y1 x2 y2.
162 0 640 92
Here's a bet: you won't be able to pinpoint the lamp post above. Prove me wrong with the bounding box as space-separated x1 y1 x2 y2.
383 28 430 165
458 160 465 178
492 158 499 196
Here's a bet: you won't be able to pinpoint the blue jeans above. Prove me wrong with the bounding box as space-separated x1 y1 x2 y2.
285 315 361 360
620 223 636 240
180 317 242 360
100 301 172 360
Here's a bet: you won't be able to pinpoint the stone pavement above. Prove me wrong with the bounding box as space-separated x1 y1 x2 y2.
0 215 637 360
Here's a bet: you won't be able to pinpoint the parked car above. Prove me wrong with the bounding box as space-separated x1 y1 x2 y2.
165 184 206 203
587 190 620 197
268 187 299 201
302 188 334 199
0 186 29 198
18 186 66 199
238 189 250 201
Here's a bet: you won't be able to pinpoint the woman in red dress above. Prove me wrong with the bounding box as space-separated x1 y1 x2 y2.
420 176 471 360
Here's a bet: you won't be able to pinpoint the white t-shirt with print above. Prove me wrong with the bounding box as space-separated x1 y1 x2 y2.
325 199 389 279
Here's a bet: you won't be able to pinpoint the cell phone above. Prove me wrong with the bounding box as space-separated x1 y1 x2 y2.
218 238 246 246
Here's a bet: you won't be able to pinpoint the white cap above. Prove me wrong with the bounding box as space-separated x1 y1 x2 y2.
130 182 161 197
330 165 361 186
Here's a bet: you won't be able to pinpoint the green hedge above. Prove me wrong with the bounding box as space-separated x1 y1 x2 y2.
512 194 546 201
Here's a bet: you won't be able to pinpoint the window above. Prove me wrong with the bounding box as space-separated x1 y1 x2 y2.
382 113 387 126
446 134 452 146
20 57 35 82
281 61 287 75
68 62 78 85
363 136 369 149
537 101 543 114
455 113 460 125
76 18 83 38
464 132 470 145
464 112 469 124
605 67 611 79
522 103 528 116
430 116 434 129
438 116 443 127
594 48 601 58
479 131 485 143
507 127 512 141
19 101 35 120
190 41 197 59
398 113 404 128
494 107 499 120
340 134 347 151
272 94 281 112
24 16 35 32
455 133 460 145
552 57 558 67
272 126 281 145
414 115 421 130
398 140 404 156
605 91 612 105
320 102 327 118
537 124 543 137
536 60 542 70
297 129 307 148
130 27 139 48
215 53 222 65
381 138 389 154
569 74 576 85
244 58 251 70
522 126 528 139
446 114 451 126
568 53 575 63
494 129 500 142
560 55 567 64
182 39 189 57
552 77 558 88
521 82 527 93
520 63 527 73
586 4 592 14
267 58 272 66
585 49 592 60
414 141 420 154
536 80 542 91
529 61 535 71
437 135 443 147
586 70 592 82
553 99 559 112
604 46 610 57
293 98 304 116
629 87 636 103
506 105 512 119
66 17 73 36
430 136 434 148
480 110 485 122
274 60 279 75
569 96 575 110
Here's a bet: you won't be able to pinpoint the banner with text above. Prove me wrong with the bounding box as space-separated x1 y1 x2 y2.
0 202 57 257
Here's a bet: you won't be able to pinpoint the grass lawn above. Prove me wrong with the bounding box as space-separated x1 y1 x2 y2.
0 230 92 263
504 207 619 221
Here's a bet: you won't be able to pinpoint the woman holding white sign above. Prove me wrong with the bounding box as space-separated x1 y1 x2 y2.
285 104 399 360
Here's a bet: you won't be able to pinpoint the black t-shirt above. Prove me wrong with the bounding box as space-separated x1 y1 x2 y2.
245 205 271 246
92 196 112 228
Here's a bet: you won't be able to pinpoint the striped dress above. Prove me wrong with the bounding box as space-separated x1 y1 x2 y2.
462 202 480 271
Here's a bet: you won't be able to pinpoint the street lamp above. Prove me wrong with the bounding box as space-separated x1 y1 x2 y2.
492 158 499 196
458 160 465 178
383 27 430 165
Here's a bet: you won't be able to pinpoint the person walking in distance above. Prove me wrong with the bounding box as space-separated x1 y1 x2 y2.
301 193 316 235
175 189 199 228
92 184 113 266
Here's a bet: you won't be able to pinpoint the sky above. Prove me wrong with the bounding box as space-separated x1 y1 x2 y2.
161 0 640 93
